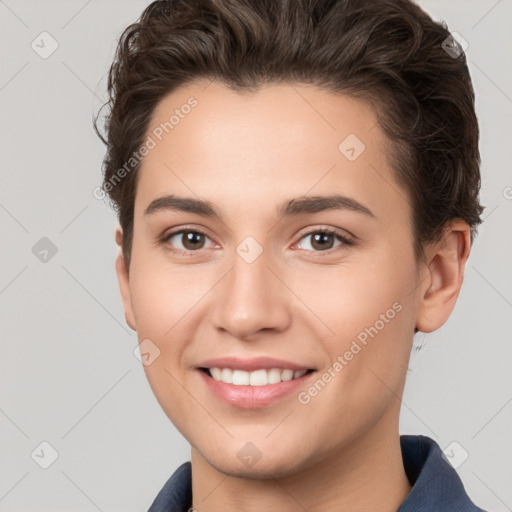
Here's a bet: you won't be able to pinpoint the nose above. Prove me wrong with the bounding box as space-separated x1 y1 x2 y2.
210 247 292 340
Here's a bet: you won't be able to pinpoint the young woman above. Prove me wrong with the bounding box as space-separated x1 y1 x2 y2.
94 0 487 510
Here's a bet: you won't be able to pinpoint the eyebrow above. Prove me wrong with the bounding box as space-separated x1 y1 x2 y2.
144 194 375 219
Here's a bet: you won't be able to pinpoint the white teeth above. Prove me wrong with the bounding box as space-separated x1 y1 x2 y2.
267 368 282 384
232 369 250 385
249 369 267 386
207 367 310 386
210 367 222 381
293 369 308 379
281 369 294 381
221 368 233 384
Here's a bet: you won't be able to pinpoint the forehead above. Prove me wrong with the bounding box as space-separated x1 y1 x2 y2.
135 80 408 222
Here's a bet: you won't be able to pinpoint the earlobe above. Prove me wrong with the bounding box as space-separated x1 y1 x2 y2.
114 227 137 331
415 220 471 333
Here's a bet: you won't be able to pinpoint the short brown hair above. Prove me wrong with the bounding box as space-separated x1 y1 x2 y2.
94 0 484 270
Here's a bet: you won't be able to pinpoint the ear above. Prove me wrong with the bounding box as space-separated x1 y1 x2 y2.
415 220 471 333
114 227 137 331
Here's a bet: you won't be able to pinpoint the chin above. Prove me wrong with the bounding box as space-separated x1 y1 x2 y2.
210 456 302 480
197 439 315 480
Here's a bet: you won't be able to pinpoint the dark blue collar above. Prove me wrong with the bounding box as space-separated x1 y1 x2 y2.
148 434 486 512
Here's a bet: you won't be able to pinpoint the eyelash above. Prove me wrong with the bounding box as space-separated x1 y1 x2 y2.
159 226 355 257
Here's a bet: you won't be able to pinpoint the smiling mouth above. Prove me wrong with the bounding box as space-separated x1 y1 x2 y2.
199 367 315 386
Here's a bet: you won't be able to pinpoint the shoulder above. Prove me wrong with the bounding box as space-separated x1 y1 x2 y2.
147 461 192 512
398 435 488 512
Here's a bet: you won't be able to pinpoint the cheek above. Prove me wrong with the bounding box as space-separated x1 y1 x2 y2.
302 253 415 402
128 263 198 428
128 254 210 336
289 252 412 337
127 260 214 393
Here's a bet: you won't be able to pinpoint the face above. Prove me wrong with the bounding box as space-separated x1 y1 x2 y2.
117 81 428 478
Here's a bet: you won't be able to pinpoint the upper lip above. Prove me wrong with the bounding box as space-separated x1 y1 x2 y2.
196 356 315 372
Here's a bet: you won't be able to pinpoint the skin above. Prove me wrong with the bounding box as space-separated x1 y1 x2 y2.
115 80 471 512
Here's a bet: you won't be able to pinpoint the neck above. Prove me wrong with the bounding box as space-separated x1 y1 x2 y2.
190 410 412 512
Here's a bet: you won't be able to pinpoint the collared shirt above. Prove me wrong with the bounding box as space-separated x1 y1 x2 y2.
147 434 487 512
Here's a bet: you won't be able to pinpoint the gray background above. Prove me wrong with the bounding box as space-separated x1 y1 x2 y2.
1 0 511 510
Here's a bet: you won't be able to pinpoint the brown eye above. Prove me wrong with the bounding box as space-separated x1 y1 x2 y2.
164 229 212 252
296 229 353 253
309 232 336 251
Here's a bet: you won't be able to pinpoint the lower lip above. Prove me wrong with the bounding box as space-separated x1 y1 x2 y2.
198 369 315 409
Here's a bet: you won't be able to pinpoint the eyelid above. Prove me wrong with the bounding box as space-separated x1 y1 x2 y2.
159 225 217 255
293 226 355 255
296 225 355 243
